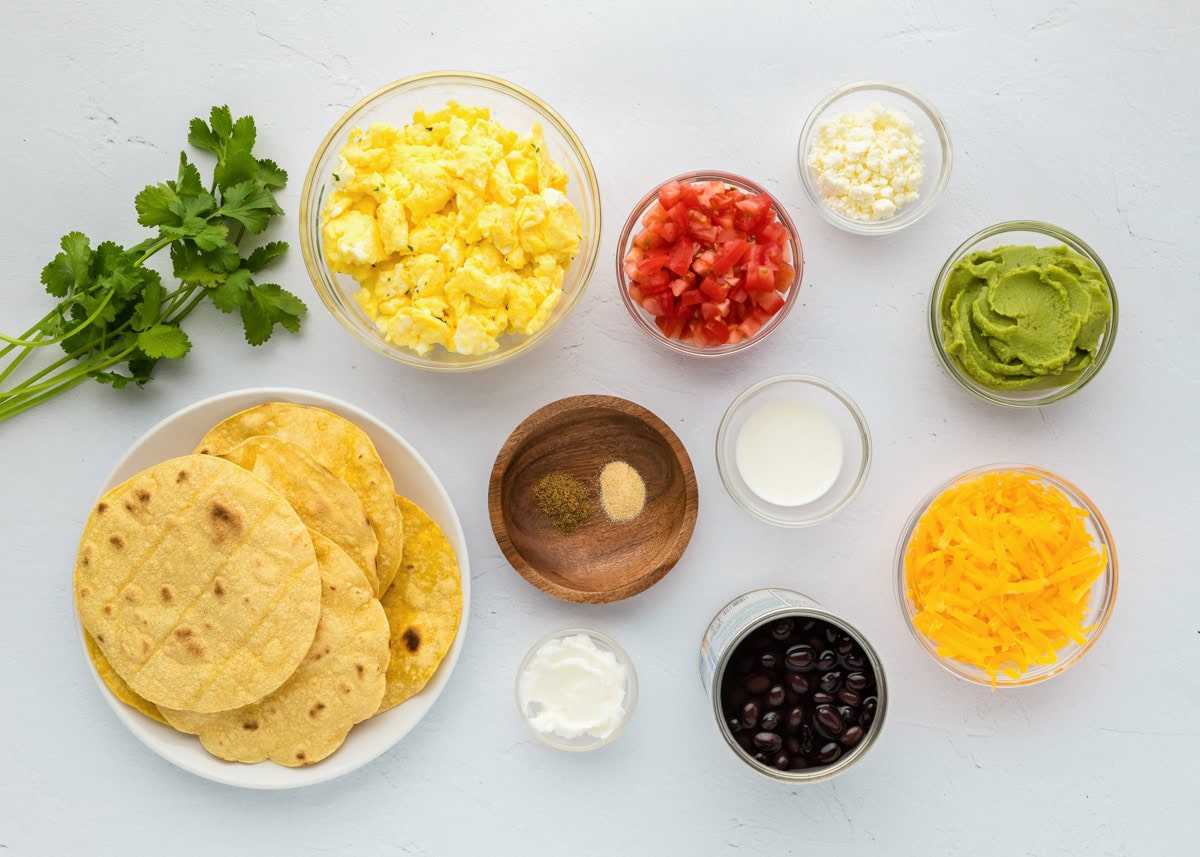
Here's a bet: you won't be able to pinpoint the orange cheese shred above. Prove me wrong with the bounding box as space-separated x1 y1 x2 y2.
904 471 1106 687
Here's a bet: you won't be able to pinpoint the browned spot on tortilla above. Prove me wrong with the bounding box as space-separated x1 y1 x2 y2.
109 535 125 549
176 469 189 483
96 502 108 514
403 627 421 653
102 604 113 616
338 682 351 694
79 586 91 597
206 500 243 547
136 490 150 504
174 626 194 640
242 595 251 605
81 556 89 567
125 500 137 512
95 633 104 643
141 639 150 654
213 579 225 597
295 751 306 761
242 720 258 731
355 663 365 677
184 639 205 657
159 585 173 602
309 702 326 718
122 587 138 604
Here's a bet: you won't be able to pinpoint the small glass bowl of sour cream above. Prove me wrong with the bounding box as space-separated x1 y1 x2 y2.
515 628 638 751
716 375 872 527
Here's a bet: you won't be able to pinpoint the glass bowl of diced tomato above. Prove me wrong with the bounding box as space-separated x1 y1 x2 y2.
616 172 803 355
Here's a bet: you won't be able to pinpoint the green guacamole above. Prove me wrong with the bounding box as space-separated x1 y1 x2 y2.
939 244 1112 389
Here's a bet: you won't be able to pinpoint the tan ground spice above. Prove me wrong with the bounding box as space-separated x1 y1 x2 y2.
599 460 646 522
533 473 591 533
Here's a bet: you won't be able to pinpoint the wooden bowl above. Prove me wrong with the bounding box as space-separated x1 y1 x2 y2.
489 395 699 603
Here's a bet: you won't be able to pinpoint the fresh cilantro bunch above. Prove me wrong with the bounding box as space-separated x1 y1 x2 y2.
0 106 305 422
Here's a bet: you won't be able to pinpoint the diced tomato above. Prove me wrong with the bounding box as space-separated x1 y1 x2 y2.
754 290 785 314
667 239 695 277
712 238 749 276
625 178 795 347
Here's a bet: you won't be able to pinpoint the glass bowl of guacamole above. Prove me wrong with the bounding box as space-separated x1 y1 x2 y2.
929 221 1118 407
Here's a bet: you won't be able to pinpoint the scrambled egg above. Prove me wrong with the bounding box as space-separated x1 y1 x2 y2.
320 103 584 356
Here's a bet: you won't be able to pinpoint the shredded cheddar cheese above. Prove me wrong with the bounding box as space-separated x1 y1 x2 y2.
904 471 1106 686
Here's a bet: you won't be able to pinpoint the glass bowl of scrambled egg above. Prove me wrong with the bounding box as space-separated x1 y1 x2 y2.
300 72 602 370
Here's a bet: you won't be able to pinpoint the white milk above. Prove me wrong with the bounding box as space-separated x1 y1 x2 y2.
735 400 843 506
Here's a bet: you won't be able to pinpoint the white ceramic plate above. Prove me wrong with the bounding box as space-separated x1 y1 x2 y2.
75 387 471 789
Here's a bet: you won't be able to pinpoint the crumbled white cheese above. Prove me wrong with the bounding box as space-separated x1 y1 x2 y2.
807 104 925 222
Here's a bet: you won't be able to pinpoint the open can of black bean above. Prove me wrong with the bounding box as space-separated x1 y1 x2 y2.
700 588 887 782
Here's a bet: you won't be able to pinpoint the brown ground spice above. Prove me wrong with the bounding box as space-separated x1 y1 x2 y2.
533 473 591 533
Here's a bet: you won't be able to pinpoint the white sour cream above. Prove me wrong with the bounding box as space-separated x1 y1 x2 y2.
735 400 843 506
518 633 628 740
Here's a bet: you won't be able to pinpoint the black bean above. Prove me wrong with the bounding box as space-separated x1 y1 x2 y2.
838 705 859 726
786 736 801 754
760 652 778 670
753 732 783 753
735 653 757 674
786 672 810 695
760 711 780 732
812 691 835 705
845 671 870 692
754 751 767 762
815 704 844 737
825 626 839 644
744 674 770 694
741 700 760 729
787 705 805 730
838 688 861 706
837 638 855 656
784 689 800 705
736 730 754 751
728 717 743 734
771 619 794 640
819 670 843 693
723 685 748 708
766 684 786 707
773 753 791 771
785 644 816 672
817 649 838 671
789 756 810 770
841 725 864 748
862 696 878 727
843 651 866 669
800 724 814 755
800 619 816 632
816 742 842 765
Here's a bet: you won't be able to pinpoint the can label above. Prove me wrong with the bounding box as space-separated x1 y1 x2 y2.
699 588 819 692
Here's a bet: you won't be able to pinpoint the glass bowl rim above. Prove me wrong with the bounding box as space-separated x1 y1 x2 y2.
893 462 1119 688
614 170 805 357
715 373 872 527
298 70 602 372
797 78 953 235
514 627 639 751
927 219 1120 407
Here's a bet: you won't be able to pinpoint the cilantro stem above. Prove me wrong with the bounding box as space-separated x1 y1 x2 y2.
0 289 116 348
0 374 90 422
0 307 58 359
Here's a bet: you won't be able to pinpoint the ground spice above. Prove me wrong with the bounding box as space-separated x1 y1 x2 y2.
533 473 591 533
599 460 646 522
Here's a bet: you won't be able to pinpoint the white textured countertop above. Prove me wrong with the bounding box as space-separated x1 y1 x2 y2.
1 1 1197 853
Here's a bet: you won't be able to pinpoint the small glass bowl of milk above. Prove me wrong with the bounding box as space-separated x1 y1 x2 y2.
716 375 871 526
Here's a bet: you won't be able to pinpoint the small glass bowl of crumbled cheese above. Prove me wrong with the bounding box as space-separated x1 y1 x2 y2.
515 628 638 751
798 80 952 235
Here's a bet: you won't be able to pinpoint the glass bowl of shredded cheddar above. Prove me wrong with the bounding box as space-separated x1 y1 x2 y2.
300 72 601 370
895 464 1117 688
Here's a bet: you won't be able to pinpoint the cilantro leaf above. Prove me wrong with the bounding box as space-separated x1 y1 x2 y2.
214 149 258 191
256 158 287 189
210 105 233 141
171 242 239 286
131 276 166 331
208 268 252 313
41 232 93 297
244 240 288 273
187 118 221 156
135 183 182 227
175 153 205 197
218 181 282 233
136 324 191 359
241 283 307 345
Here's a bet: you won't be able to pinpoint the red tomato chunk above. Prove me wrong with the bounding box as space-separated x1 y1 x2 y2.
624 180 796 347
